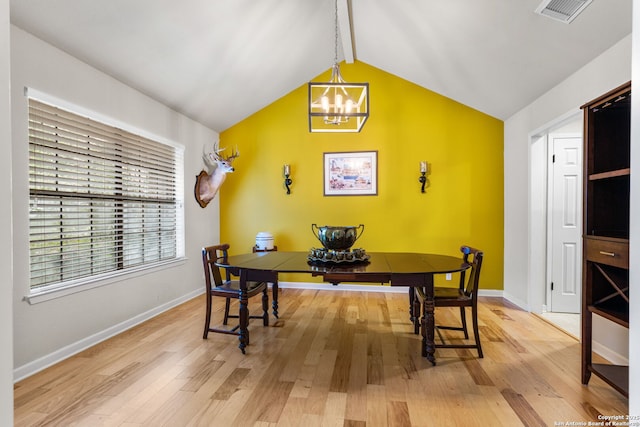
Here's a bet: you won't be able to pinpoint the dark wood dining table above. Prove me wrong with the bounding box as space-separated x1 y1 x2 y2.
217 251 470 364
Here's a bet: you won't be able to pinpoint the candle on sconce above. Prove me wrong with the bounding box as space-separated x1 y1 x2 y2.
419 161 428 193
283 164 292 194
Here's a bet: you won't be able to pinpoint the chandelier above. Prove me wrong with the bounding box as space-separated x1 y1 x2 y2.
308 0 369 133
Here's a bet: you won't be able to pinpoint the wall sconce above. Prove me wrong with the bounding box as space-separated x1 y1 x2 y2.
419 161 428 193
283 164 292 194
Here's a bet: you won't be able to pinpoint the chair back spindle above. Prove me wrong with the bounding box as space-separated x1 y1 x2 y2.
462 246 483 297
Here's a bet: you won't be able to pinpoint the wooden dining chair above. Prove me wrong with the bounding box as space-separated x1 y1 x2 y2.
202 244 269 343
413 245 484 358
252 245 279 319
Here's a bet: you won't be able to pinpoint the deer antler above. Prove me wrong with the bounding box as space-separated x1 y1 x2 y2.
206 142 239 163
223 146 240 162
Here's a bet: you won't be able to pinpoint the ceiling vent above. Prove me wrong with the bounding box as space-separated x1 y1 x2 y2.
535 0 593 23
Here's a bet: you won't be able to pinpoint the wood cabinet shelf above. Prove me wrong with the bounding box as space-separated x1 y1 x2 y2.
587 304 629 327
581 81 630 398
586 176 630 238
589 364 629 397
589 168 630 180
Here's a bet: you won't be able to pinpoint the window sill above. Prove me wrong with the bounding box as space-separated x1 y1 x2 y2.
24 257 187 305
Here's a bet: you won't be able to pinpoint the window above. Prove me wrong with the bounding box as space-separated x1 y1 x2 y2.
28 97 184 293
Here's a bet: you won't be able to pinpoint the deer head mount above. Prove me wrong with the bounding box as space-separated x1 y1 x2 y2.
194 142 239 208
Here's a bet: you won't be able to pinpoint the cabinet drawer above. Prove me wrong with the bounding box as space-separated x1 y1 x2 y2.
585 238 629 268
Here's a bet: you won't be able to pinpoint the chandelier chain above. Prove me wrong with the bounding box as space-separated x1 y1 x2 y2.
333 0 338 65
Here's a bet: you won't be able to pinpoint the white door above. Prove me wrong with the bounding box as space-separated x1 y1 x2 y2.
549 134 582 313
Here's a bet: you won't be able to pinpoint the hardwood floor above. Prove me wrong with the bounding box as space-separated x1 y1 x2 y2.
14 290 628 426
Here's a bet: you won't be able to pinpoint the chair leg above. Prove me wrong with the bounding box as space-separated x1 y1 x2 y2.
272 281 279 318
472 304 483 358
223 298 231 325
262 288 269 326
413 289 421 335
460 307 469 339
421 292 436 365
203 292 212 339
408 287 415 321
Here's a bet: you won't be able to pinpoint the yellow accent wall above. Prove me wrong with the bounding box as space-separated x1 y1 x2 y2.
220 61 504 289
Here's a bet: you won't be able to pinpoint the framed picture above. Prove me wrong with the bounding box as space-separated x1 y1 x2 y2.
323 151 378 196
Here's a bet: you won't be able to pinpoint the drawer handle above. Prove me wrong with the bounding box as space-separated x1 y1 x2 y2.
599 251 616 257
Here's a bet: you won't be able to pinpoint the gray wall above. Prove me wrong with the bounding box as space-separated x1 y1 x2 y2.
503 35 632 362
1 0 14 424
11 26 221 377
504 34 632 309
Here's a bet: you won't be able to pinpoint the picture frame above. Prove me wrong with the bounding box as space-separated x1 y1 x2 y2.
323 151 378 196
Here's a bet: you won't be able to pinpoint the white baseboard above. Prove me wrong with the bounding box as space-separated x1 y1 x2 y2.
502 291 529 311
478 289 504 298
13 288 203 383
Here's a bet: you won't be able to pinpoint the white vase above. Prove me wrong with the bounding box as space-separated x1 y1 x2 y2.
255 232 274 250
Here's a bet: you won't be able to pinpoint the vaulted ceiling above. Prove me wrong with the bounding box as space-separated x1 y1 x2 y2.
10 0 633 132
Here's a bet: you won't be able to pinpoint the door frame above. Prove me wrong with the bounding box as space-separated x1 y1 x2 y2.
528 109 582 314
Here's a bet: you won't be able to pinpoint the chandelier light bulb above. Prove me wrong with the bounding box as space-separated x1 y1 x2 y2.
321 96 329 112
345 99 353 113
335 94 343 110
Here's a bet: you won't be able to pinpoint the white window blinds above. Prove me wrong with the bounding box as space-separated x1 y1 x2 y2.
28 98 183 290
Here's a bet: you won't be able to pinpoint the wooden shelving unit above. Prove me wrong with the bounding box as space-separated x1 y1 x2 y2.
581 81 631 398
